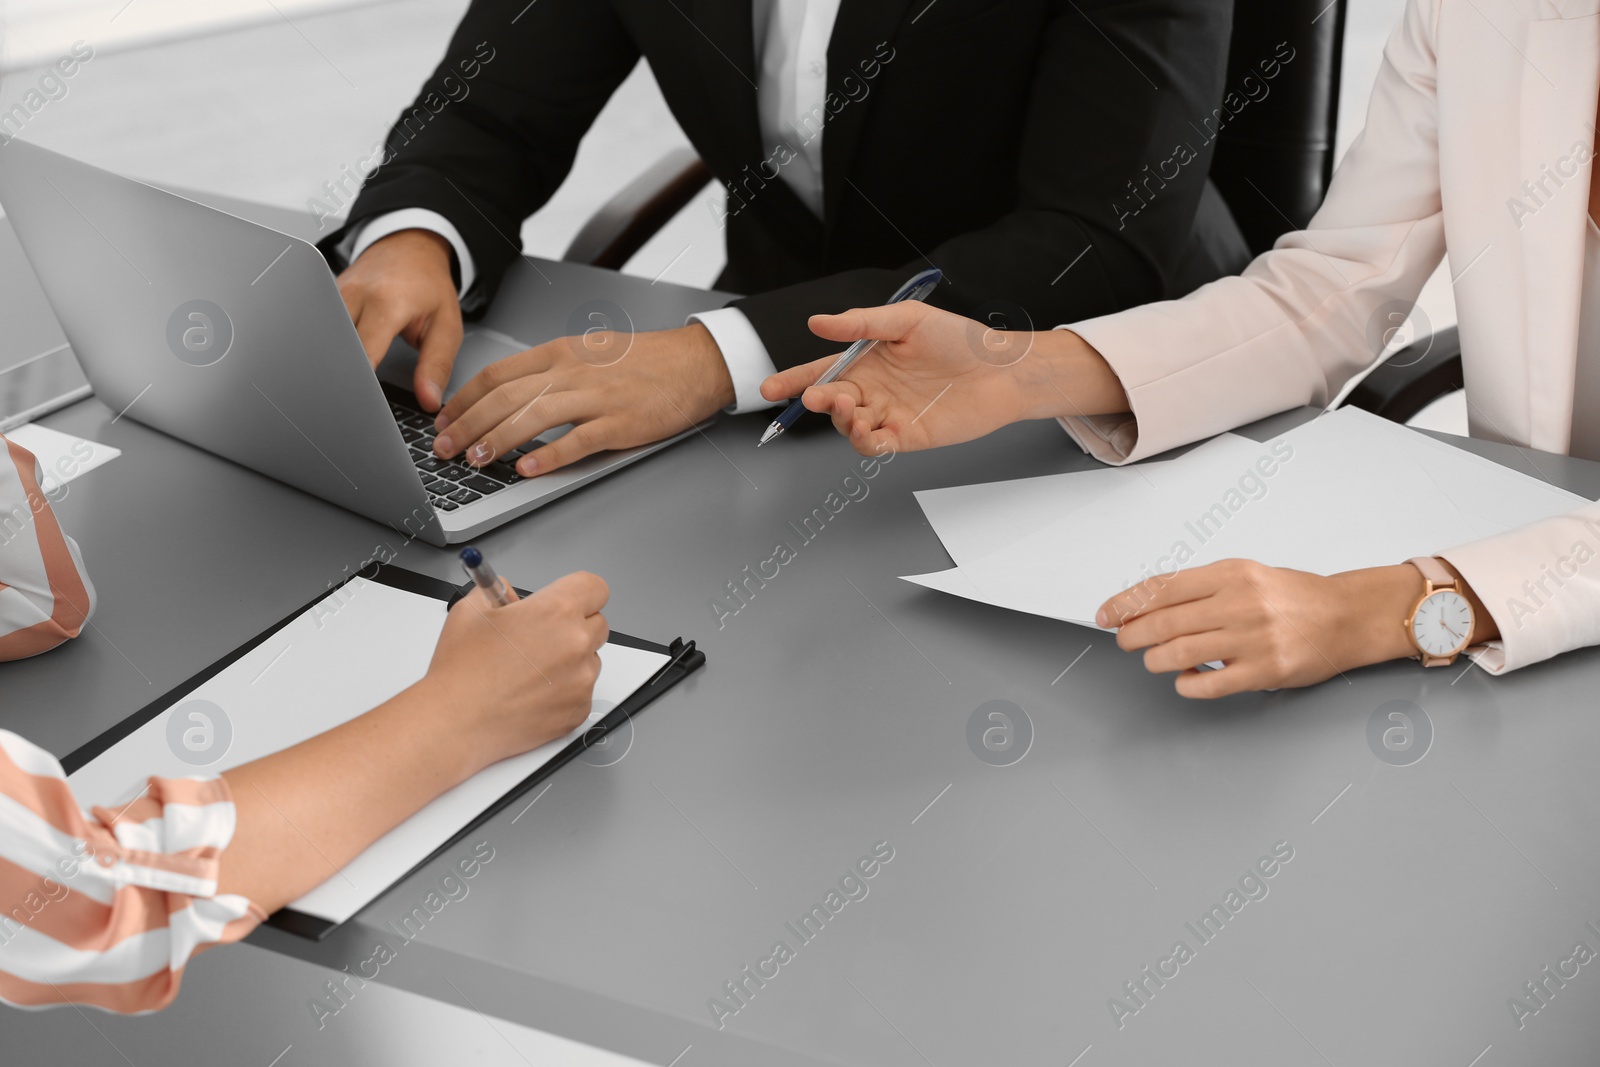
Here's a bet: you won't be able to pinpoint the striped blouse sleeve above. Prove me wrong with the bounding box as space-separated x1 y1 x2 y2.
0 433 95 660
0 730 266 1013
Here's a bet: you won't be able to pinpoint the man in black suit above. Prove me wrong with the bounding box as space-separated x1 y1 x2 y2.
322 0 1247 478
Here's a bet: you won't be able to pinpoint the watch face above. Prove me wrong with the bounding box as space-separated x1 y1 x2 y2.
1412 590 1473 657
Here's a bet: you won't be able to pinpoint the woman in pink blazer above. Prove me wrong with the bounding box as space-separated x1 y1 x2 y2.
763 0 1600 697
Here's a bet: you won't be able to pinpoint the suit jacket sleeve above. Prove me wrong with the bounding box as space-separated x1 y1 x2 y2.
318 0 642 310
1059 0 1447 463
734 0 1242 367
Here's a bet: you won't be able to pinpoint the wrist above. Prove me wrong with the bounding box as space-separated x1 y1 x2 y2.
382 677 485 785
371 228 455 277
1331 563 1427 667
1017 330 1131 422
684 322 736 410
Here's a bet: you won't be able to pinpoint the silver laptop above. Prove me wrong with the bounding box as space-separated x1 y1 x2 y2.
0 139 703 546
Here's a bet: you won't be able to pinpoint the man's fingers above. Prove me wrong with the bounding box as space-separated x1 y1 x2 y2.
414 308 464 412
519 420 617 477
336 280 364 330
469 392 586 469
353 303 410 370
807 303 927 345
436 381 568 462
436 345 551 430
761 355 841 402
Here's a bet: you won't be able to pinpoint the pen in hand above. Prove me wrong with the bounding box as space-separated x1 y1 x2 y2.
460 546 512 607
758 267 942 447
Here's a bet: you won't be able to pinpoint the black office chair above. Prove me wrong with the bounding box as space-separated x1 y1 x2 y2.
1208 0 1345 256
564 1 1454 424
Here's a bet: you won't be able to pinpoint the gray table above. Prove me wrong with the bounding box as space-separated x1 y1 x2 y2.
5 196 1600 1067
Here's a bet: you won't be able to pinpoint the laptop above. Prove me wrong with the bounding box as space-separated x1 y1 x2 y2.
0 139 709 546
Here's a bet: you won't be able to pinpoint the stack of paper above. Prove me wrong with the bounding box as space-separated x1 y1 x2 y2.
904 408 1588 629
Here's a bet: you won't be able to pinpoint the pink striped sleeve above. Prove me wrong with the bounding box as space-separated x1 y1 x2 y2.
0 433 96 661
0 731 267 1014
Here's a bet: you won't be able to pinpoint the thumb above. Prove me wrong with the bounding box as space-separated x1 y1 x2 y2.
808 302 927 345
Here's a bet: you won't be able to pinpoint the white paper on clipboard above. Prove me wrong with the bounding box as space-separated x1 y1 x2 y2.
67 576 668 926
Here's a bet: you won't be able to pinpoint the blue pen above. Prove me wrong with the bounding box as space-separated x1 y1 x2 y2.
758 267 943 446
459 547 512 607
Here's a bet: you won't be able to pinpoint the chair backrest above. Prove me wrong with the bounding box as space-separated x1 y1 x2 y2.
1208 0 1348 256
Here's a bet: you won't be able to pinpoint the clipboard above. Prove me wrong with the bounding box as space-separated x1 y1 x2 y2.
62 561 705 940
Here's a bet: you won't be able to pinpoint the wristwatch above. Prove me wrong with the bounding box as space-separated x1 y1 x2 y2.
1403 556 1476 667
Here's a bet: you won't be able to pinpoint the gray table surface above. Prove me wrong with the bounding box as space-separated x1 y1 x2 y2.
4 195 1600 1067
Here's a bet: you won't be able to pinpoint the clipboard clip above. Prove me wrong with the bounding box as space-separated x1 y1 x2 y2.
644 638 696 688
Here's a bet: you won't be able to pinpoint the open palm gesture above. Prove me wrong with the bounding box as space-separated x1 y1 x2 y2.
759 303 1037 455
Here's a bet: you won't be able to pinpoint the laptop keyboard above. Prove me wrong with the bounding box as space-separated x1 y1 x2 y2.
384 387 531 513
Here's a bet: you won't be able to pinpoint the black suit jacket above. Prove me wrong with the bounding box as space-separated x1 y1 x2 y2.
322 0 1248 368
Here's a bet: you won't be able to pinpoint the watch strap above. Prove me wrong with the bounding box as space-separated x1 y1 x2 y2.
1407 555 1455 589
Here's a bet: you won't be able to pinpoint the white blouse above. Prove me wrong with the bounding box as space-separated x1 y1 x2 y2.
1573 217 1600 462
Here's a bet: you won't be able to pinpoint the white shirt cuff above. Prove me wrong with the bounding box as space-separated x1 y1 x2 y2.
689 307 781 414
345 208 476 297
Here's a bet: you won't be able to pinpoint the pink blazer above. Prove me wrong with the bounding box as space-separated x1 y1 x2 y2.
1059 0 1600 673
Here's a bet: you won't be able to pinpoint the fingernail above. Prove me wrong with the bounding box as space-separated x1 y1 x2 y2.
420 384 441 410
434 411 452 431
435 434 453 455
469 443 491 464
518 456 538 475
1095 608 1110 627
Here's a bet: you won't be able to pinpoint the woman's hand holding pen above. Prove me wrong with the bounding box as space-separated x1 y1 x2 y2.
416 572 610 777
759 302 1131 454
220 571 610 911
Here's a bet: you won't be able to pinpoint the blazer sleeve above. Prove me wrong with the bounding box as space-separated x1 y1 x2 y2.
317 0 642 310
735 0 1243 367
1060 0 1448 464
1438 503 1600 674
0 731 265 1013
0 434 95 661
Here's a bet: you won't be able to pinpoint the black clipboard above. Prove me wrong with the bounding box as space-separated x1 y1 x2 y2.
61 561 705 941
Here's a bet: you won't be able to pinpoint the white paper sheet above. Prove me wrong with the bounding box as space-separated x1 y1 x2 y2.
5 422 120 492
912 435 1256 569
907 408 1590 628
68 577 668 925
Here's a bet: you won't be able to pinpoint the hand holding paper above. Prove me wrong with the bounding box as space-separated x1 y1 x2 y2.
905 409 1581 696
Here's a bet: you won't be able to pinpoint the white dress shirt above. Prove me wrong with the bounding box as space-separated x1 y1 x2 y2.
347 0 844 414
